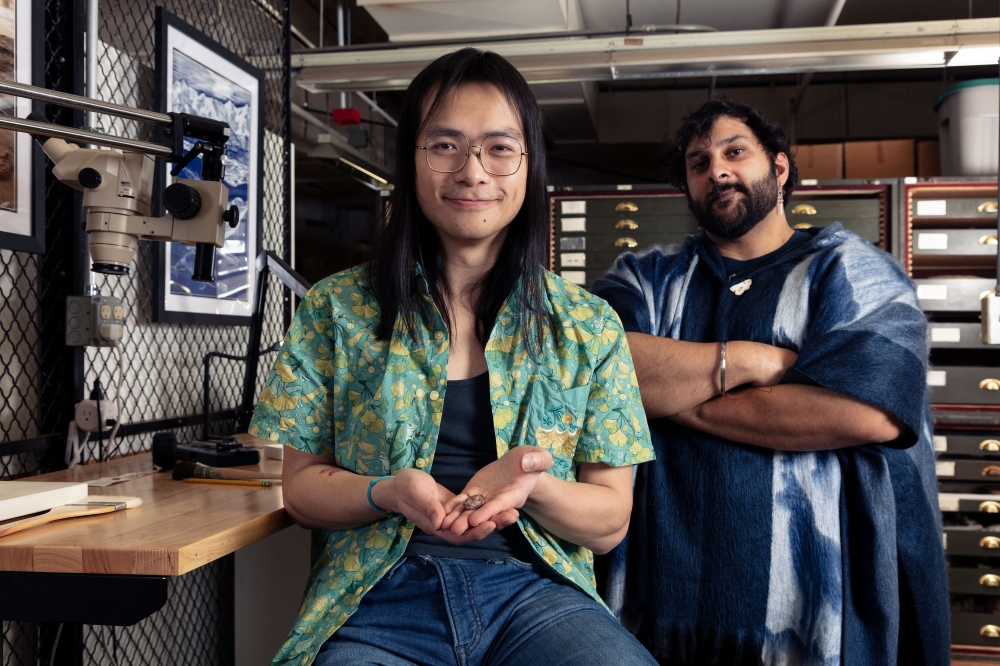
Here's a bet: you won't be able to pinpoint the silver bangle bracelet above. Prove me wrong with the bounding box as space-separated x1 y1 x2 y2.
720 341 727 397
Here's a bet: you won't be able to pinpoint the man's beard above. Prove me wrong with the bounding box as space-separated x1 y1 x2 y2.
689 173 779 240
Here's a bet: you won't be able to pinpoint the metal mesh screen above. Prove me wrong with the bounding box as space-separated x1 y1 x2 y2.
0 0 290 663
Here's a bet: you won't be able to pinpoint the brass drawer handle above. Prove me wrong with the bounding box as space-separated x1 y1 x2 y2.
983 439 1000 452
791 204 817 215
981 378 1000 391
615 202 639 212
982 536 1000 549
981 501 1000 513
980 201 999 213
793 222 814 230
982 624 1000 639
615 237 638 248
983 290 998 301
615 219 638 230
980 574 1000 587
981 234 998 245
983 466 1000 476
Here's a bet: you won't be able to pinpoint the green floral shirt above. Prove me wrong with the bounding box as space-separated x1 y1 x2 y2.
249 264 654 666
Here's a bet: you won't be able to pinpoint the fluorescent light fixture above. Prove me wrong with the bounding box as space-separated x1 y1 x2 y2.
294 18 1000 92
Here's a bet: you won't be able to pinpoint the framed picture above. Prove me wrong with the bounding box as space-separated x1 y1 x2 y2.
0 0 44 254
153 8 263 325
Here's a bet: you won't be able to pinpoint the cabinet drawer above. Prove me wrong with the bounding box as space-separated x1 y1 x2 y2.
939 494 1000 513
913 229 998 256
944 528 1000 556
912 197 998 221
556 216 698 236
556 197 688 218
789 218 882 245
937 460 1000 481
927 322 986 349
915 279 996 312
950 567 1000 595
952 612 1000 645
928 367 1000 405
934 432 1000 457
786 197 881 222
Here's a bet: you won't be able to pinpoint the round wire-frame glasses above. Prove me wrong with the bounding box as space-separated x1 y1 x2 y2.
416 132 527 177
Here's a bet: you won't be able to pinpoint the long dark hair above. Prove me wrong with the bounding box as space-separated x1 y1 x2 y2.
368 48 549 352
663 97 799 203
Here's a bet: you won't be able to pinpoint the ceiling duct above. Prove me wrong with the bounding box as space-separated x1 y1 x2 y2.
293 18 1000 93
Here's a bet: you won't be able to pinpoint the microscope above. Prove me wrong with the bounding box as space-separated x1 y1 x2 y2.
0 79 238 282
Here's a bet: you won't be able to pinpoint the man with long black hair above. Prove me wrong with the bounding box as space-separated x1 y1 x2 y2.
592 98 949 665
250 48 656 666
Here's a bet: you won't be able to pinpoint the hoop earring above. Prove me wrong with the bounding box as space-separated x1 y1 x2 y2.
777 188 784 216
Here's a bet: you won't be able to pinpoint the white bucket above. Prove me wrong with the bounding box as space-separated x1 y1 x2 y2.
935 79 999 176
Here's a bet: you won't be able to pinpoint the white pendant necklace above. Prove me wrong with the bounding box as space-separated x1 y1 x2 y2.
729 279 752 296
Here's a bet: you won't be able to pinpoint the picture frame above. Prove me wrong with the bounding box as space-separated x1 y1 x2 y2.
0 0 44 254
153 8 264 325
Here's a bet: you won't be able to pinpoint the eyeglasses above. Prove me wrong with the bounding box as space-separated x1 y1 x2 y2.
416 132 527 177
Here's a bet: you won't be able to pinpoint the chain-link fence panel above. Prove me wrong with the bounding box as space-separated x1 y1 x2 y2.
0 0 290 663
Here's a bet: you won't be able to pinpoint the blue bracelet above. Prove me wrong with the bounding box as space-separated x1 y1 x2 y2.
367 475 393 513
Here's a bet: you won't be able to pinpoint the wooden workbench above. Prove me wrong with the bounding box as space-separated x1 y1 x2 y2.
0 436 290 576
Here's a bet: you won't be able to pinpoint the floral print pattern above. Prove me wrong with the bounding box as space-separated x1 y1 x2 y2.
249 265 653 666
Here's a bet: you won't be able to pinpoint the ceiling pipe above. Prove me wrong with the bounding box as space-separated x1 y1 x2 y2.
355 92 398 127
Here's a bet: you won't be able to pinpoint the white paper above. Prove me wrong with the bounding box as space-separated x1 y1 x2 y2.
561 217 586 233
933 435 948 452
560 237 586 251
917 284 948 300
561 270 587 285
936 461 955 477
916 200 947 216
931 327 961 342
87 471 155 488
917 233 949 250
561 253 586 267
616 184 633 191
938 495 959 512
927 370 947 386
942 532 947 549
561 201 586 215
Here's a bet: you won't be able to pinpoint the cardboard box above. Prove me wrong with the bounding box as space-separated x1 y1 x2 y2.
791 144 844 180
917 140 942 177
844 139 915 178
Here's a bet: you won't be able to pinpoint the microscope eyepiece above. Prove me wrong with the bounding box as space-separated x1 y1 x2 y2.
92 263 130 276
78 167 102 189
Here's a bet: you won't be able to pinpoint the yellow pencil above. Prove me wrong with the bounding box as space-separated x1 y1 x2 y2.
183 478 273 488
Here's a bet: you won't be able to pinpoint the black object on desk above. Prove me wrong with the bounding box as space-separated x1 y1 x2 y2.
176 437 260 467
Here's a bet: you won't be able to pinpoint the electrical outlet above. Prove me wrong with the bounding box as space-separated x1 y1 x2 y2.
75 399 118 432
66 295 125 347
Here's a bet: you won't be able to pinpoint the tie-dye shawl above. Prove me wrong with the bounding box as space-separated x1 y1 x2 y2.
591 224 949 666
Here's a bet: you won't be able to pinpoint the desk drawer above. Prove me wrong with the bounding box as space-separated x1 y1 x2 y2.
934 432 1000 457
915 279 996 312
945 528 1000 557
950 566 1000 595
928 367 1000 405
913 229 998 256
952 612 1000 645
938 460 1000 482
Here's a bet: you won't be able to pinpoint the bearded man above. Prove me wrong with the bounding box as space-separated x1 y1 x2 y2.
591 99 949 666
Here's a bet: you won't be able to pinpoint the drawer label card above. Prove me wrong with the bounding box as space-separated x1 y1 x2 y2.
561 217 586 233
616 184 633 191
561 270 587 285
560 237 586 251
927 370 947 387
938 495 959 512
936 461 955 477
916 200 947 216
917 233 949 250
561 252 586 267
561 201 586 215
933 435 948 452
917 284 948 300
931 326 962 342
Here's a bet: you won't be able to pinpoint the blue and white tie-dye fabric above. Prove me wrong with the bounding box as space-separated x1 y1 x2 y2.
592 224 949 666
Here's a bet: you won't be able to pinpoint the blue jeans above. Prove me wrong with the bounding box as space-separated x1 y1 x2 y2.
315 556 656 666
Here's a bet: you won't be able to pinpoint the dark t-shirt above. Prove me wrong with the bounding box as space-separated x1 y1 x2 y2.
403 372 540 561
720 230 811 280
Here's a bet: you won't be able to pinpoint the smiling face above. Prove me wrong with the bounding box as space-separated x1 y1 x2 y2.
684 115 788 239
415 82 528 247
